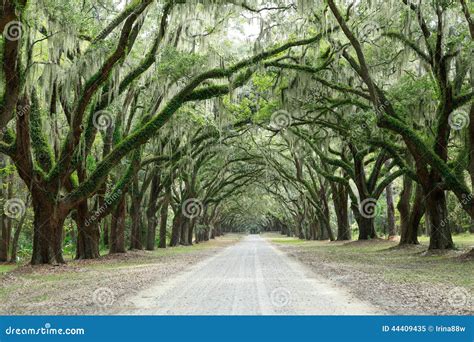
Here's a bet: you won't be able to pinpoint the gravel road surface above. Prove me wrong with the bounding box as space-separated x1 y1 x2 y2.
124 235 382 315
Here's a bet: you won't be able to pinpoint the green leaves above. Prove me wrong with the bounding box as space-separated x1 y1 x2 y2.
156 47 206 83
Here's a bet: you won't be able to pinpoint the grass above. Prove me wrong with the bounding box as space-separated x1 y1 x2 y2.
0 286 14 302
270 238 309 245
419 232 474 249
268 233 474 289
0 234 242 273
0 234 243 314
31 294 49 302
23 273 86 282
77 234 241 270
0 264 17 274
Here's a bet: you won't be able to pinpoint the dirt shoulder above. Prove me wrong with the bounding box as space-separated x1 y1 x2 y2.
266 233 473 315
0 235 240 315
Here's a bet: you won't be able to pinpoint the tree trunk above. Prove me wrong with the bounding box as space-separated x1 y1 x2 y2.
146 173 162 250
358 217 376 240
187 219 194 245
352 201 376 240
100 122 114 248
129 194 142 250
333 185 351 240
0 171 12 262
102 218 109 246
110 196 126 254
169 212 181 247
406 185 424 244
398 173 412 244
146 212 157 251
31 194 66 265
129 173 143 251
10 208 27 262
425 186 453 250
180 219 189 245
0 216 9 262
75 199 100 259
309 221 317 240
318 181 335 241
158 192 170 248
385 164 396 238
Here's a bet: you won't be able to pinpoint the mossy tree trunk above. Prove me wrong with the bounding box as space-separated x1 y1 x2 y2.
425 186 453 249
170 210 181 247
129 178 143 250
398 171 424 245
158 188 170 248
145 172 161 250
110 195 126 254
332 183 351 240
0 170 12 261
31 193 67 265
9 203 27 262
75 199 100 259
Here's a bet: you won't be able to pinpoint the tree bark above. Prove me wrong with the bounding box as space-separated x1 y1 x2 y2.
169 212 181 247
319 181 335 241
110 196 126 254
158 190 170 248
333 184 351 240
129 178 143 250
397 171 412 244
102 218 109 246
180 219 189 245
425 187 453 250
75 199 100 259
385 172 396 238
145 173 161 250
0 169 12 261
0 217 9 262
187 218 195 245
10 209 26 262
31 194 66 265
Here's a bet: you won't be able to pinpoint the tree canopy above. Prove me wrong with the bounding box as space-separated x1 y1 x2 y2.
0 0 473 264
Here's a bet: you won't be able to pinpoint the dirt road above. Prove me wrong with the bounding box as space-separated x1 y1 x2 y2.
124 235 382 315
